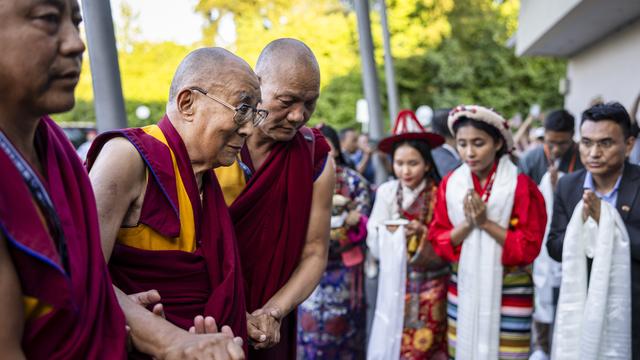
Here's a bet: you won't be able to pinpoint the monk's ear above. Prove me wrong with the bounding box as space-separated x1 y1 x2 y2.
176 89 196 121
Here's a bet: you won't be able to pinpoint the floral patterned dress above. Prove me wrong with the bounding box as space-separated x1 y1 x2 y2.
297 165 372 359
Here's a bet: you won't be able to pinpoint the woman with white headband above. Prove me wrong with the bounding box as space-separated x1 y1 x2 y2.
429 105 546 360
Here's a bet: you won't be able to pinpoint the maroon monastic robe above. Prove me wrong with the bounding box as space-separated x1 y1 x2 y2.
0 116 126 359
87 116 247 346
231 127 329 359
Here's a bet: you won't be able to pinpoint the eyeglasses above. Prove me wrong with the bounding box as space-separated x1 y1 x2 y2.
189 87 268 127
580 138 616 150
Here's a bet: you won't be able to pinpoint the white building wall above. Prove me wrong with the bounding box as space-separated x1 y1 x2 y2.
565 19 640 119
516 0 582 56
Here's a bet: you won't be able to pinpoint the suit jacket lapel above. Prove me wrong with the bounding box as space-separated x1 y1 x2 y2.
616 163 640 221
568 170 587 211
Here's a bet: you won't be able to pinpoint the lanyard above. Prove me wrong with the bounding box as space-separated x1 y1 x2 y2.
0 130 70 275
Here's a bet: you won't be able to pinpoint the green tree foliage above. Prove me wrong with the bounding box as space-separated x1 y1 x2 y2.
56 0 565 134
198 0 361 87
54 2 193 126
195 0 565 131
195 0 454 103
394 0 566 121
54 39 189 126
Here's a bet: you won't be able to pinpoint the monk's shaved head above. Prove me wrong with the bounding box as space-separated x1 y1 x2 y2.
252 38 321 142
255 38 320 85
168 47 255 105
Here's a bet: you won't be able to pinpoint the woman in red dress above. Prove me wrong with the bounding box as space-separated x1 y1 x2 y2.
428 105 546 360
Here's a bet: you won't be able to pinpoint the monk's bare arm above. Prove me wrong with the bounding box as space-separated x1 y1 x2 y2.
90 139 243 358
88 139 176 355
0 233 26 359
115 287 243 359
263 158 335 316
89 137 146 261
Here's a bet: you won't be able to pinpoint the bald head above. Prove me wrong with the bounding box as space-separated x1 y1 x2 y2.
168 47 255 105
165 47 261 170
252 39 321 143
255 38 320 85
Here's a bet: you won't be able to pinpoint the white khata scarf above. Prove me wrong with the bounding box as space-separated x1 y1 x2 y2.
532 171 563 323
367 180 425 360
367 225 407 360
552 200 631 360
445 155 517 360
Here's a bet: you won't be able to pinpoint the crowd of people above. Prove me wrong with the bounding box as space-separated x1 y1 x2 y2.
0 1 638 359
305 101 639 360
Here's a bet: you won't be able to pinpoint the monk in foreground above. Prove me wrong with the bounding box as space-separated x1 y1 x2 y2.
88 47 270 358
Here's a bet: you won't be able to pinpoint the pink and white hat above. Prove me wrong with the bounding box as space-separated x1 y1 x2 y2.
447 105 514 151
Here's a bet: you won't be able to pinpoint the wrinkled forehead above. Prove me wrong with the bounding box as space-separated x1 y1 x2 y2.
215 69 261 105
264 77 320 104
263 63 319 93
7 0 81 14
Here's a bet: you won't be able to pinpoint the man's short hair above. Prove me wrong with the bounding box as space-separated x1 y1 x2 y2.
431 108 453 138
581 102 632 138
339 127 356 141
544 109 575 133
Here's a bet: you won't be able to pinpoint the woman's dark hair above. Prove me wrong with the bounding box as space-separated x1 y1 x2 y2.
391 139 440 183
451 116 507 157
318 124 349 167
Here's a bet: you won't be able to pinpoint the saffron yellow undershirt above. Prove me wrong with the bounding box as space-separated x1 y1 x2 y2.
116 125 197 252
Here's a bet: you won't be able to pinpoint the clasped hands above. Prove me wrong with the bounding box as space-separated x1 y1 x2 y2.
463 190 488 228
246 306 283 349
582 190 601 223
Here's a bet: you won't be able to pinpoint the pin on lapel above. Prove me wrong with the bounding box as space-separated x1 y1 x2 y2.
622 205 631 212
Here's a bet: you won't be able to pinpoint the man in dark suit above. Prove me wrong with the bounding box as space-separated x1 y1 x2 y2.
547 102 639 358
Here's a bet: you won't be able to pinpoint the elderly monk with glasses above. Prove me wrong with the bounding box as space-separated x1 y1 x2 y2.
87 47 268 359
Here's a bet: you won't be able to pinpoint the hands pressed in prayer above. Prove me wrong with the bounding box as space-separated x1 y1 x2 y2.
451 191 478 247
548 163 559 190
464 191 488 227
463 191 474 226
458 190 507 246
248 306 283 349
582 190 601 223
